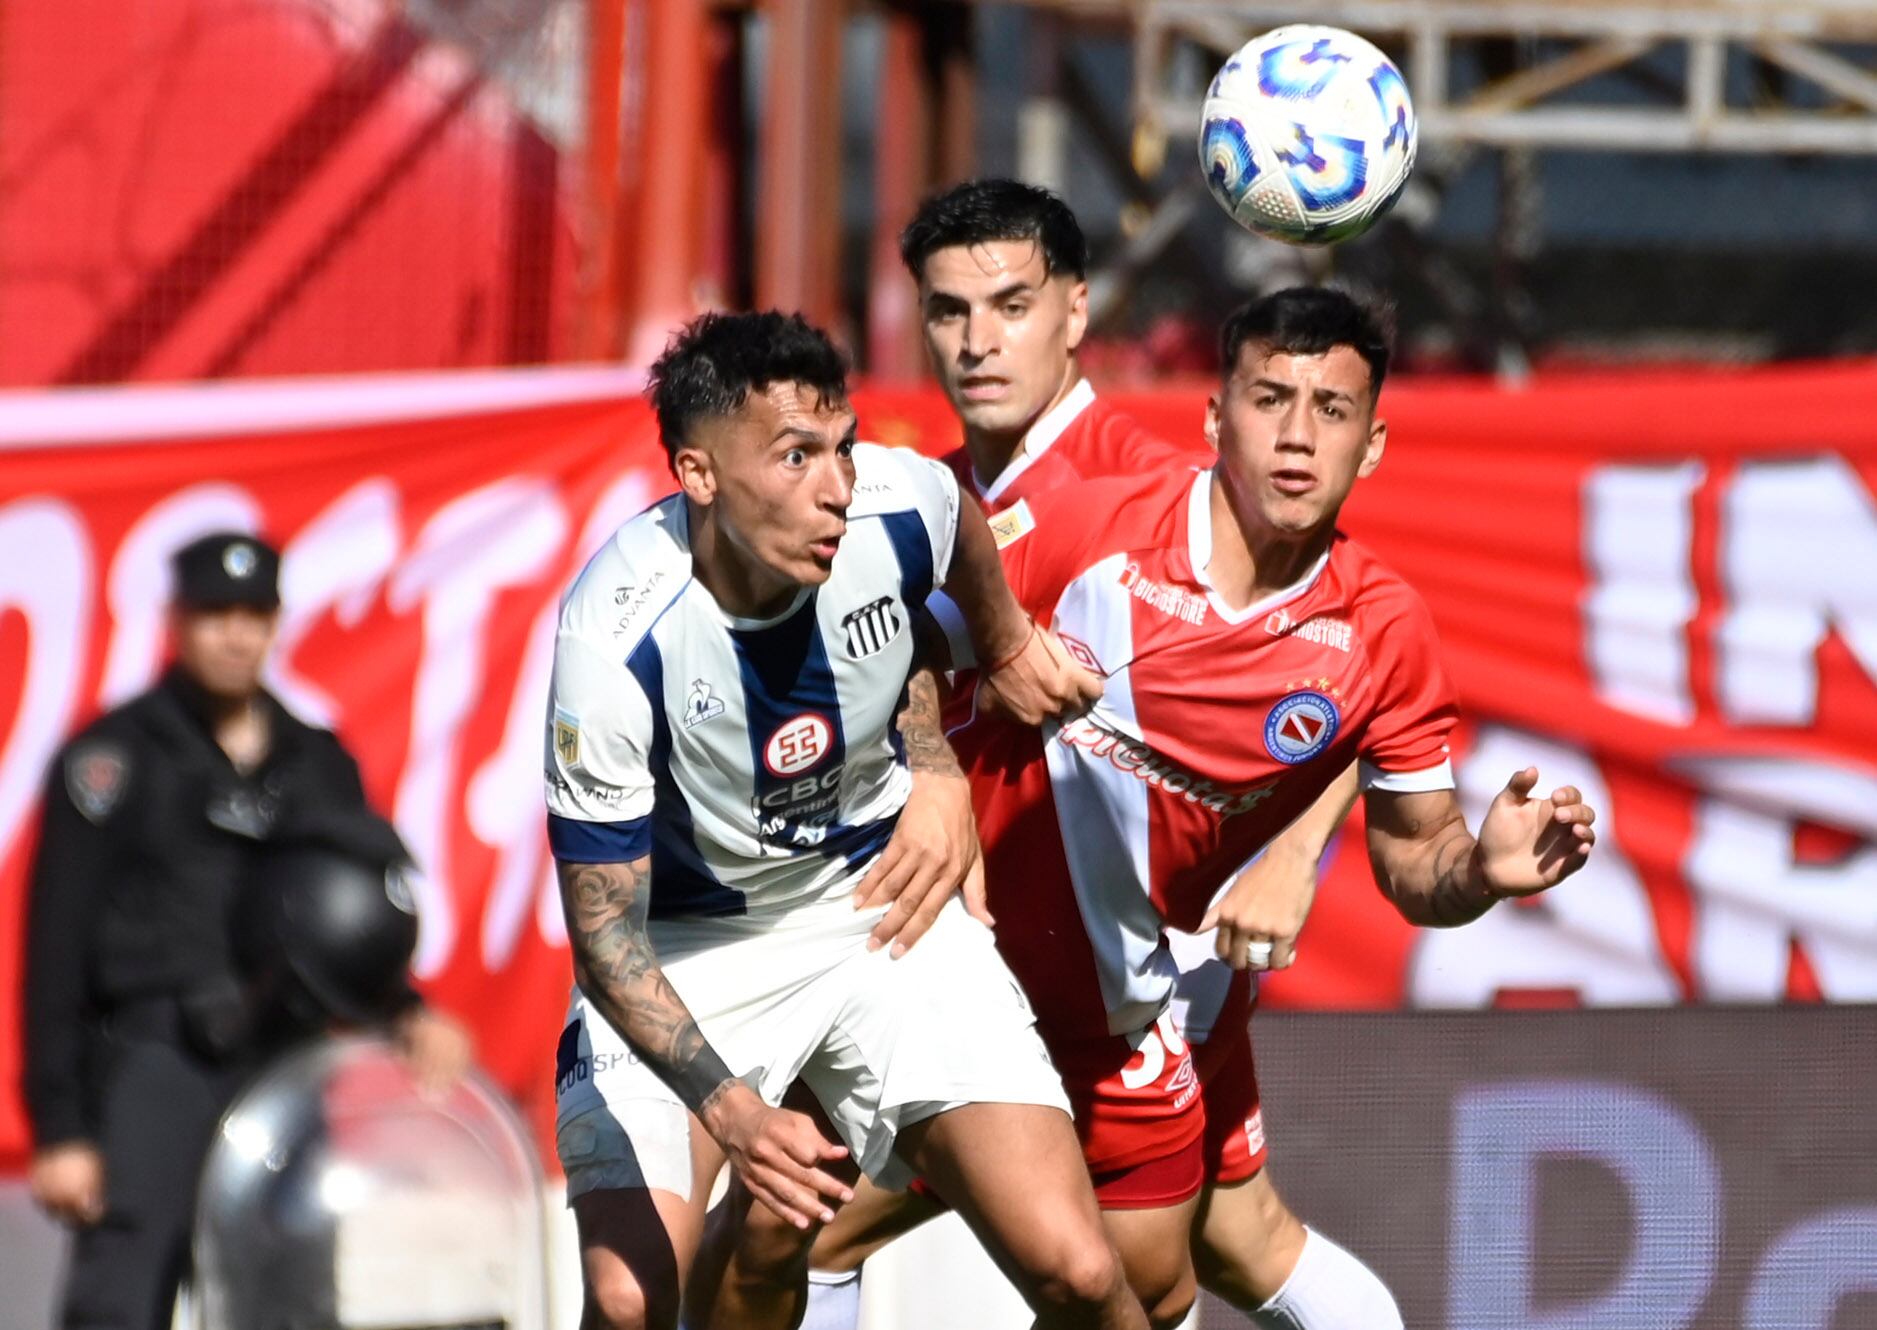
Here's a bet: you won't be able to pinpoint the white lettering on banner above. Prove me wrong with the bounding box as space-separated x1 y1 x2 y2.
475 472 660 969
1582 463 1703 725
1449 1082 1719 1330
389 478 569 979
1743 1210 1877 1329
1409 725 1679 1008
1683 774 1877 1001
101 483 262 706
473 598 562 971
268 479 403 728
1717 455 1877 726
0 501 92 857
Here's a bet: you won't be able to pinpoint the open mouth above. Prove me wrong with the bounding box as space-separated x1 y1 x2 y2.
1270 469 1318 495
959 377 1009 403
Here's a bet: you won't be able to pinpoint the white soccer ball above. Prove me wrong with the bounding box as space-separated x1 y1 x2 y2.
1198 25 1416 246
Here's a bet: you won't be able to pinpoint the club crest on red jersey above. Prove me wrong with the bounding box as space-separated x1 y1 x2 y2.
1264 689 1339 764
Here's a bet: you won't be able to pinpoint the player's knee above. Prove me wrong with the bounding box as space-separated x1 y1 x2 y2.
731 1198 817 1283
1142 1267 1197 1330
583 1264 654 1330
809 1227 869 1276
1032 1235 1127 1313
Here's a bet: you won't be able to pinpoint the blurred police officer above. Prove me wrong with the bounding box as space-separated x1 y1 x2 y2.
22 531 471 1330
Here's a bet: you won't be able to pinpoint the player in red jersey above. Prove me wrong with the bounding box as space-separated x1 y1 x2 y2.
692 185 1412 1330
948 285 1593 1327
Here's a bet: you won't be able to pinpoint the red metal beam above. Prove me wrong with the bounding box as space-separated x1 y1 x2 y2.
626 0 713 363
577 0 628 360
866 5 932 381
758 0 844 333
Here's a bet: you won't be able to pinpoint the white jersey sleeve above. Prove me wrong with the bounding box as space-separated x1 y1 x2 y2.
545 631 658 861
848 443 961 594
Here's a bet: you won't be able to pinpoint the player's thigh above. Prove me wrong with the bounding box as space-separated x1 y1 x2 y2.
897 1100 1117 1299
1192 1170 1306 1308
561 1093 724 1329
810 1175 948 1274
804 901 1069 1189
1102 1196 1201 1330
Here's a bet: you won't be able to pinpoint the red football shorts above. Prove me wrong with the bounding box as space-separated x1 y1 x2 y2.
1049 1009 1208 1209
1193 970 1267 1185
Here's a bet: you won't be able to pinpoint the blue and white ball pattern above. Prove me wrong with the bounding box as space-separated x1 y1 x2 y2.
1200 25 1416 246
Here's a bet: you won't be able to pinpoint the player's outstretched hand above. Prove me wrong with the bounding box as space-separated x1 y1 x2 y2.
1200 840 1318 971
1475 766 1597 897
707 1086 855 1230
855 769 989 958
976 622 1103 727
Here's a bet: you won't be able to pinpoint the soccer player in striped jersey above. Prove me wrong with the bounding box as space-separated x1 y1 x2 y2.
546 311 1146 1330
705 185 1380 1330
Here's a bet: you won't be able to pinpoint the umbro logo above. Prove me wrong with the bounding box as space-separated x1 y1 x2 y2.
841 597 902 659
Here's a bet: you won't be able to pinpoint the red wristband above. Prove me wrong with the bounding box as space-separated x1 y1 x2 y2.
985 618 1038 673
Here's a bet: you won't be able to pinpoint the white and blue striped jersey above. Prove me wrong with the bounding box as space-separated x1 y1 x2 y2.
544 443 961 920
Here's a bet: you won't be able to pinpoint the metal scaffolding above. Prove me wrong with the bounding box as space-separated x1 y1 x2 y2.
1128 0 1877 159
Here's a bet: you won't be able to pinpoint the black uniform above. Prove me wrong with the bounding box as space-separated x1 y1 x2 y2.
22 666 372 1330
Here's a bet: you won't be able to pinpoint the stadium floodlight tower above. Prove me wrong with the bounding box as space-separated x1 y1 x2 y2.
193 1036 549 1330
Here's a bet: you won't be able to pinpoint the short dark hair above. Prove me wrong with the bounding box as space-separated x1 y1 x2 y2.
646 311 850 459
899 178 1088 283
1218 288 1396 400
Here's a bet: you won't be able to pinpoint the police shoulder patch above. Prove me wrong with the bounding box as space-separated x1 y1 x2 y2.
65 740 130 824
989 499 1036 549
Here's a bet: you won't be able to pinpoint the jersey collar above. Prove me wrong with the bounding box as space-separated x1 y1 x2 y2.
1185 469 1330 626
976 377 1096 506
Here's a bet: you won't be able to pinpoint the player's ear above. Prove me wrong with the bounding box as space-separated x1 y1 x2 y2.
1204 395 1223 451
1358 416 1387 477
1063 278 1090 353
674 445 716 505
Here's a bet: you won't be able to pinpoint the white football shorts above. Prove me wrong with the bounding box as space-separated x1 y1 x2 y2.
553 896 1069 1202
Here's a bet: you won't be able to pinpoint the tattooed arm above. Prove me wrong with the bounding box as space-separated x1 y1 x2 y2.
851 666 988 954
1363 771 1597 928
557 857 853 1225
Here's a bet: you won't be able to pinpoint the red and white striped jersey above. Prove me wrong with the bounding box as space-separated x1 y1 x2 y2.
953 464 1459 1043
938 378 1210 512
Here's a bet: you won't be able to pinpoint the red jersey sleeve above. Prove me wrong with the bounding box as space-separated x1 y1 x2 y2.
1068 401 1213 480
995 473 1154 621
1355 583 1460 790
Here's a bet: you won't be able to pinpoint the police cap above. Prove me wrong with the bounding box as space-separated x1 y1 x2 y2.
173 532 281 610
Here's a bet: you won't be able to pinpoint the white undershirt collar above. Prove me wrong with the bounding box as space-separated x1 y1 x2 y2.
976 377 1096 505
1185 470 1330 626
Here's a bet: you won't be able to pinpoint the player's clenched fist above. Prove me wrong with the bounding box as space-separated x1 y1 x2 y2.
1475 766 1597 897
705 1085 855 1230
976 622 1103 726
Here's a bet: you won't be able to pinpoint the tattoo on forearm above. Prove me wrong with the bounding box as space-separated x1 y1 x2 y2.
557 859 736 1114
899 669 963 778
1426 829 1491 926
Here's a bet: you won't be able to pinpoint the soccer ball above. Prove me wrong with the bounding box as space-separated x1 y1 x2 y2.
1198 25 1416 246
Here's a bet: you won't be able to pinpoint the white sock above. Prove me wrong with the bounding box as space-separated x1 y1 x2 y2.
800 1266 863 1330
1252 1228 1402 1330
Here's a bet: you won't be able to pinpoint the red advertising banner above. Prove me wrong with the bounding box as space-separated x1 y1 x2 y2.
3 362 1875 1173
